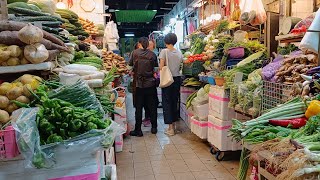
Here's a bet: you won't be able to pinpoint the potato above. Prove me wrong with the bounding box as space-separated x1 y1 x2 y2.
7 45 22 57
0 50 10 63
7 57 20 66
6 87 23 100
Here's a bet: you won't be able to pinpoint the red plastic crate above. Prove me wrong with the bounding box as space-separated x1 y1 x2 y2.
0 126 20 159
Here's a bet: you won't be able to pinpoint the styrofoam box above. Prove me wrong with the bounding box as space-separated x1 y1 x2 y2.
207 115 242 151
104 147 115 165
209 85 236 121
186 109 194 129
180 103 188 122
180 86 196 104
115 135 123 153
0 151 102 180
193 103 209 120
190 116 208 139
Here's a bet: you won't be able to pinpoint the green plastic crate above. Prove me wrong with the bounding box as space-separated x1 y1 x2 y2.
182 61 204 76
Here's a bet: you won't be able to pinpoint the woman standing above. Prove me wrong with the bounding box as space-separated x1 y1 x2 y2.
129 37 158 136
159 33 183 136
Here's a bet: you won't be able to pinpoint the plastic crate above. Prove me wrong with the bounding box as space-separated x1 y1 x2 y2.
208 85 235 121
190 116 208 139
226 59 243 67
0 126 19 160
207 115 242 151
182 61 204 76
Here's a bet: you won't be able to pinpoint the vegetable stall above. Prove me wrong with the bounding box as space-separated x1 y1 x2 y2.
0 0 127 179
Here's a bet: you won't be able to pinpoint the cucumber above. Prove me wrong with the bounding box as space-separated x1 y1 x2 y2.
31 21 62 28
14 16 58 22
7 0 28 4
8 6 49 16
7 2 31 10
27 4 41 12
56 9 78 19
42 26 60 34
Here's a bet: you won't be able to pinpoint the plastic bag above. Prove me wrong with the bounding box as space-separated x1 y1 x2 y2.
300 9 320 54
49 79 105 117
262 55 284 81
11 108 125 169
239 0 266 26
248 86 262 117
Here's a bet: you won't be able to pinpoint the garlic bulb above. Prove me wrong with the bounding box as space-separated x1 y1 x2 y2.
24 43 49 64
18 23 44 45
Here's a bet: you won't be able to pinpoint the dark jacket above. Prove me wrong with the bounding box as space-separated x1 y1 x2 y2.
129 49 158 88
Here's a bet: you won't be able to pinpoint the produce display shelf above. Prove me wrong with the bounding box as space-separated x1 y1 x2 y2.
257 150 277 180
0 62 55 74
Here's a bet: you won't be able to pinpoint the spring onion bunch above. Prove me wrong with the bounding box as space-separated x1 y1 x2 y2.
230 97 307 141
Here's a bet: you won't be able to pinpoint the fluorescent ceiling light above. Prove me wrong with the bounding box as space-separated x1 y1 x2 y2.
165 2 177 5
153 10 157 12
115 10 120 11
160 7 171 10
109 9 115 12
56 2 66 9
125 33 135 37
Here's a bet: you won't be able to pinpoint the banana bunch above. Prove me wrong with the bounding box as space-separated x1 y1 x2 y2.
231 6 241 21
182 78 202 87
186 91 198 109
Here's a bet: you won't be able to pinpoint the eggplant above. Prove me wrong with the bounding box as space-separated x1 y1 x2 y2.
307 66 320 75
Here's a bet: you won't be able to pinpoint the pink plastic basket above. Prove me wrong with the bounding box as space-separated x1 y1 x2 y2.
0 126 19 159
228 47 245 59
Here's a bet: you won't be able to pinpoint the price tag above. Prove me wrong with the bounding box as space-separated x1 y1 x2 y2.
234 72 243 84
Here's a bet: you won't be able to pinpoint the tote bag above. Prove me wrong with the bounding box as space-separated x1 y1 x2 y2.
159 49 174 88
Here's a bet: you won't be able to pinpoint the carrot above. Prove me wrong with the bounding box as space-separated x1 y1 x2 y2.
0 21 65 46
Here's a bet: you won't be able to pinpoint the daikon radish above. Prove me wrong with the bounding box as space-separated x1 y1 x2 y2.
85 79 103 88
62 68 98 76
64 64 98 71
81 72 105 80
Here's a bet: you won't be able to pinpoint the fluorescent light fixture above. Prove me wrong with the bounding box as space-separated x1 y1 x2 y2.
153 10 157 12
115 10 120 11
125 33 135 37
56 2 66 9
109 9 115 12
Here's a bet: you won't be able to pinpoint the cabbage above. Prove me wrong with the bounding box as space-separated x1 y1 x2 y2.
184 51 191 58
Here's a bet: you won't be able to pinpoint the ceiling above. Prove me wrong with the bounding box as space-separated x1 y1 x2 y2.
105 0 180 38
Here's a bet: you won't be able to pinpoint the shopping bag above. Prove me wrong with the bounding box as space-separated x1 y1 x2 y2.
239 0 266 26
159 49 174 88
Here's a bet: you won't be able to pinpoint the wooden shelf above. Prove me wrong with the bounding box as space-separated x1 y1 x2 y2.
0 62 54 75
275 33 304 44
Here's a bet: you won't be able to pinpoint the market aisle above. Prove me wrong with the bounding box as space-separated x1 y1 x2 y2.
116 94 239 180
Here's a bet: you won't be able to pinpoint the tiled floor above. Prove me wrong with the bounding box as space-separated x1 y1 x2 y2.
116 94 239 180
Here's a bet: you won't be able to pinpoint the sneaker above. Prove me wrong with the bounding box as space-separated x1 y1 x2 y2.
143 119 151 127
151 128 157 134
129 130 143 137
164 128 175 136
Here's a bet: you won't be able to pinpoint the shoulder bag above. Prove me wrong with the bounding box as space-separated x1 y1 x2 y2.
159 49 174 88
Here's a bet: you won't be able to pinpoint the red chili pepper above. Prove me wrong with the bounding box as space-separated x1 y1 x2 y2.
269 117 307 129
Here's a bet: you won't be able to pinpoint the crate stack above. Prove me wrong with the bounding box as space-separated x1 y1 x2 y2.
180 86 197 127
207 85 242 152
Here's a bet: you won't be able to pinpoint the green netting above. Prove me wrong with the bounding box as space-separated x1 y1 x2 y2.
115 10 157 23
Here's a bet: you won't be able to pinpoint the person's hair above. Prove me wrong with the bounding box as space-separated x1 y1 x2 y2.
134 42 140 50
164 33 177 45
138 37 149 49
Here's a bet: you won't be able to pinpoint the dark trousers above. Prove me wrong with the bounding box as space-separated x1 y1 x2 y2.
162 77 181 125
135 87 158 131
